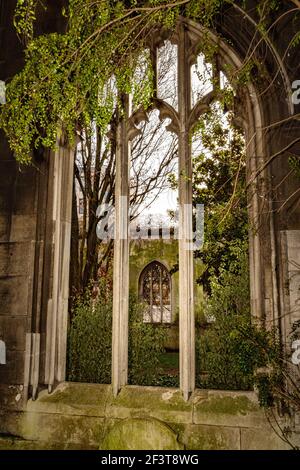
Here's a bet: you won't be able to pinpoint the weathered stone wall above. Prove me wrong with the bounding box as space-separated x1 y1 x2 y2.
0 0 38 414
0 0 67 415
0 382 296 450
129 238 204 349
129 238 179 310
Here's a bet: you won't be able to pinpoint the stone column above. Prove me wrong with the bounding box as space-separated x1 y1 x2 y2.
177 25 195 400
112 97 130 396
44 139 75 393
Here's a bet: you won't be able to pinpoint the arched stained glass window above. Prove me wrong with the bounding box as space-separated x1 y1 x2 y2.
139 261 172 324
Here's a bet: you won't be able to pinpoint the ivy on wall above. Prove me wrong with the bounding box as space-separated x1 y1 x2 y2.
0 0 289 164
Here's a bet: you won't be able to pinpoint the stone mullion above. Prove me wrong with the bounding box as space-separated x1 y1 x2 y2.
46 145 63 393
44 139 75 394
178 25 195 400
56 144 75 384
112 97 130 396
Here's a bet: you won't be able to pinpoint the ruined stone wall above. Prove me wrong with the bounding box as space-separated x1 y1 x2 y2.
0 0 300 448
129 238 204 349
0 0 38 415
0 0 66 420
0 382 296 450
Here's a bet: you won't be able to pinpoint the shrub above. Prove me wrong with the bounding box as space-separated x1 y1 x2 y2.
128 294 167 385
196 243 254 390
67 287 167 385
67 290 112 384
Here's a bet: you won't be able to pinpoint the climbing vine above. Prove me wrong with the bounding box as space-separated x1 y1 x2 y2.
0 0 294 164
14 0 38 43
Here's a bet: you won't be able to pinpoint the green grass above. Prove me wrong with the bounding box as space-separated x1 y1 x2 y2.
159 352 179 371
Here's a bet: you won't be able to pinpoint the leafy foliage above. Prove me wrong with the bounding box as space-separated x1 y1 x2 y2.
289 155 300 179
187 104 253 390
68 274 113 383
1 0 285 164
191 108 286 398
128 294 167 385
195 245 287 404
68 288 113 384
14 0 38 42
196 245 254 390
193 107 248 289
168 104 248 291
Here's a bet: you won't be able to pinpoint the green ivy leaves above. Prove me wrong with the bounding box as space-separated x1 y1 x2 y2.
3 0 296 164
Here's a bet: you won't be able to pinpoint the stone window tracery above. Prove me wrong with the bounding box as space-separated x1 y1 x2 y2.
111 21 238 399
139 261 172 324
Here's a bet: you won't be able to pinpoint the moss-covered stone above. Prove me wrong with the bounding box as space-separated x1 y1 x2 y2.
0 383 290 450
108 386 192 423
0 435 89 450
22 412 104 448
240 427 291 450
129 240 179 292
101 418 184 450
193 391 265 428
184 424 240 450
37 382 111 405
26 382 111 417
196 395 257 415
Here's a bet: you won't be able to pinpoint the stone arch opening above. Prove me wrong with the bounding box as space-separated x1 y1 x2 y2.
139 260 172 324
43 20 286 400
1 4 299 419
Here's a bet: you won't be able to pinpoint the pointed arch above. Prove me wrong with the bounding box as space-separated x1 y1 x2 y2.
139 260 172 324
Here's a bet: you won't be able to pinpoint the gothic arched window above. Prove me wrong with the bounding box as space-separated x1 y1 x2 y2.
139 261 172 324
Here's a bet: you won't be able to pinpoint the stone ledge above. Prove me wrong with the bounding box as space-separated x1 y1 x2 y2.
107 386 192 424
25 383 267 429
26 382 111 418
193 390 267 429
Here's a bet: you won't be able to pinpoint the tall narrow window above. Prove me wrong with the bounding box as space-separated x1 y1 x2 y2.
139 261 172 323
